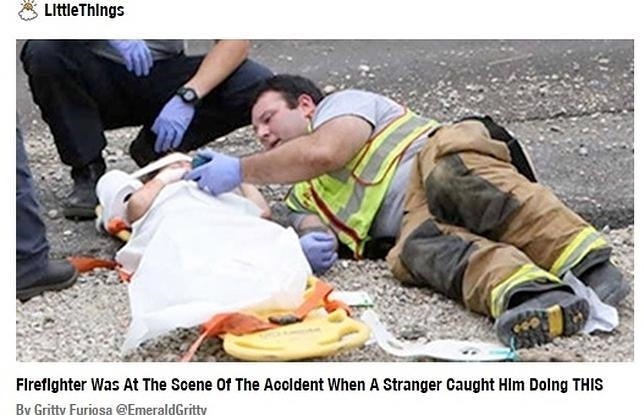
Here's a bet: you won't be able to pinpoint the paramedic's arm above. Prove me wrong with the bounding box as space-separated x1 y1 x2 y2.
242 116 372 184
290 212 339 274
295 214 334 235
289 211 337 245
239 183 271 219
182 40 250 98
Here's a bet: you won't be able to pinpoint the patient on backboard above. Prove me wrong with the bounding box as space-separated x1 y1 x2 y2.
95 153 310 351
125 155 270 224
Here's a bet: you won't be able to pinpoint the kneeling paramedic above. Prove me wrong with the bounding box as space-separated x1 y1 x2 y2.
185 75 630 348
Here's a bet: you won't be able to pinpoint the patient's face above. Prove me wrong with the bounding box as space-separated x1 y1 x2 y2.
163 161 191 171
143 161 192 183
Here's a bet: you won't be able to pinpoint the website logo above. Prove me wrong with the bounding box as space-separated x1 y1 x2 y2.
19 1 38 21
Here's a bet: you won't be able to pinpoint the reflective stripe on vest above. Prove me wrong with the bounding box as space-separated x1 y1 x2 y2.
549 226 609 278
286 109 440 257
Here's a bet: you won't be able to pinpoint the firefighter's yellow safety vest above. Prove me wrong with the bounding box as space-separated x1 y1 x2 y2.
286 109 440 257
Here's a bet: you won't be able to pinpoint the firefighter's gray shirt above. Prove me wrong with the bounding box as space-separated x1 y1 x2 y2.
290 89 429 239
91 40 185 64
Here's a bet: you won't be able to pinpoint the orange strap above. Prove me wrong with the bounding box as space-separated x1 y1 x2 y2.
67 256 118 272
180 279 351 362
116 266 133 283
180 313 277 362
67 256 131 282
106 218 130 235
293 279 350 319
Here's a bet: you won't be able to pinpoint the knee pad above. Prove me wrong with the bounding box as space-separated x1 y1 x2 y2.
424 154 520 236
400 218 473 300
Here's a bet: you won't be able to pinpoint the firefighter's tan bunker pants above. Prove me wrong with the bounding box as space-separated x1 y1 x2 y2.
387 120 610 317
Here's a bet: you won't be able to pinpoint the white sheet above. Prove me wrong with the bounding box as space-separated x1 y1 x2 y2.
117 181 311 351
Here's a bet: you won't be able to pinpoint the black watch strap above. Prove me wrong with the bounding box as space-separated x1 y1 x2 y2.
176 86 200 105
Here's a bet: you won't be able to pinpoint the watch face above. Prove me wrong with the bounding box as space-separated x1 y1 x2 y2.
178 87 198 103
183 89 197 102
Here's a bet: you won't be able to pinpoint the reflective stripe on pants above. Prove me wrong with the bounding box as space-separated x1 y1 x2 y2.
387 120 598 316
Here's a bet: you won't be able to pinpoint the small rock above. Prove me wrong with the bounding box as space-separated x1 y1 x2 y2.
553 108 567 117
358 64 371 72
465 84 485 92
63 230 73 236
47 209 58 219
578 146 588 156
323 85 337 94
43 316 56 328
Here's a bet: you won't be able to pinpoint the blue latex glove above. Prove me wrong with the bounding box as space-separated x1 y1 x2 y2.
185 149 242 196
299 232 338 275
151 96 196 153
107 40 153 77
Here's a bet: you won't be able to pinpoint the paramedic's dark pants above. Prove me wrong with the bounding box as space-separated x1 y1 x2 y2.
20 40 273 167
16 123 49 283
387 120 606 317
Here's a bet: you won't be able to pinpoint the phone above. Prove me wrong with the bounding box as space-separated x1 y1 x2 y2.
191 154 211 168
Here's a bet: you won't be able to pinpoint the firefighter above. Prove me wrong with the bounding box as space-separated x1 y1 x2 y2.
185 75 629 348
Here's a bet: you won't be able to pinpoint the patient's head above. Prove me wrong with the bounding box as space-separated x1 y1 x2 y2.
142 158 192 184
161 160 191 172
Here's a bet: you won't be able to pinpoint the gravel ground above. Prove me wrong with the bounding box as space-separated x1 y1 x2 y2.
15 126 634 362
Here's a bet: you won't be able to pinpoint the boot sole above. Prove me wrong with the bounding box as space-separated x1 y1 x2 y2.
496 296 589 349
17 271 79 302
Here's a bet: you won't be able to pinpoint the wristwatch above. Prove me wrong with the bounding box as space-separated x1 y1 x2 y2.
176 86 200 105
